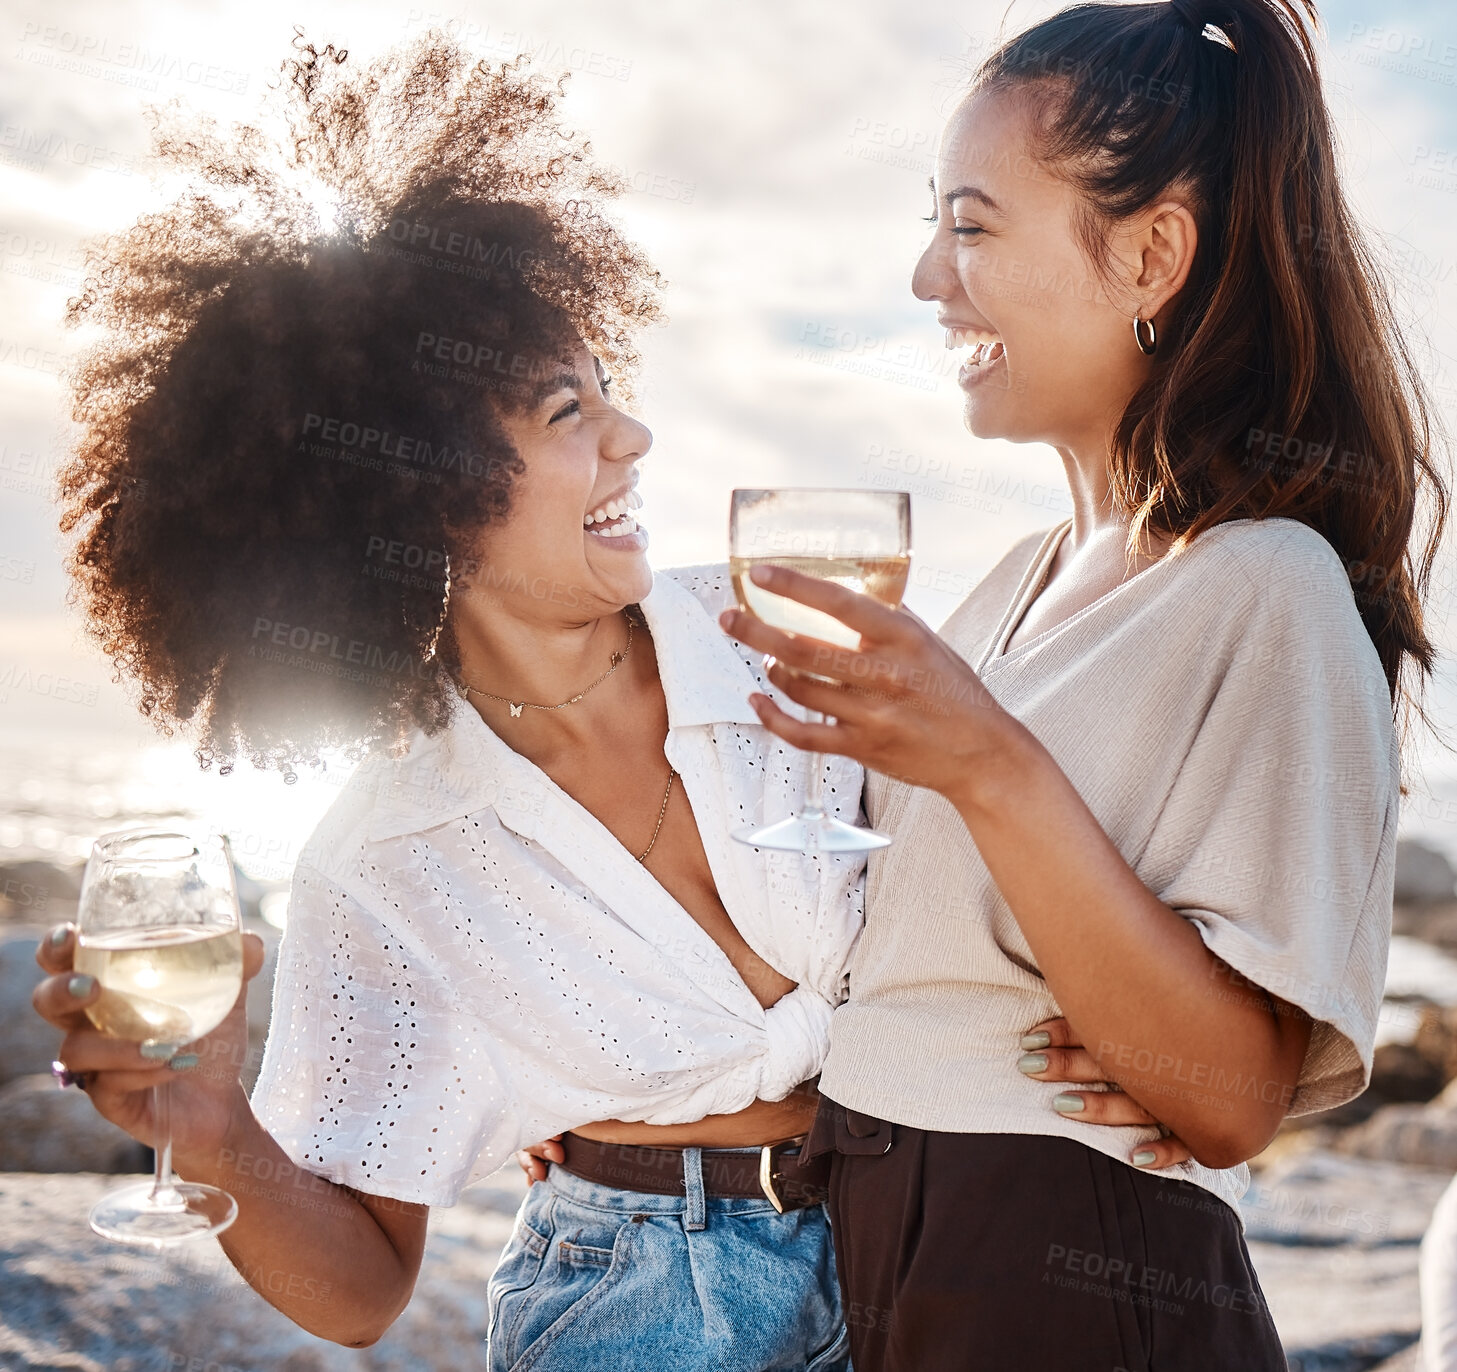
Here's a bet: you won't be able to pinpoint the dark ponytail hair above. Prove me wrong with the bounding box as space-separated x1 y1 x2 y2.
972 0 1450 765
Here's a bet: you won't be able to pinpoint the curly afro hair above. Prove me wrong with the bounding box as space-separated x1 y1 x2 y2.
58 30 663 776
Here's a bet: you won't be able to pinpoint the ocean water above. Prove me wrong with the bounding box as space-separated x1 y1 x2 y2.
7 665 1456 861
3 653 1457 1038
0 731 349 885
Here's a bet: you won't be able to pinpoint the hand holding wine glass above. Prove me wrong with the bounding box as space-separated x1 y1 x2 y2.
36 921 263 1149
33 829 261 1245
720 538 1016 814
728 488 912 853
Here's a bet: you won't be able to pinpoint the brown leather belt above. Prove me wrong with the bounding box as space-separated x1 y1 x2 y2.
558 1132 831 1213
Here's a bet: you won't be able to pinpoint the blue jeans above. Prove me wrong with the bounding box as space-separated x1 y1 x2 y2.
485 1146 852 1371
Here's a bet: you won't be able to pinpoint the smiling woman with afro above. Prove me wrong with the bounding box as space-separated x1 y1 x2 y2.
40 38 873 1372
57 31 663 774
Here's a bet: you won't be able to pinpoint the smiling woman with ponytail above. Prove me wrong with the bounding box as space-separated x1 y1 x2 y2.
1023 0 1444 696
719 1 1450 1368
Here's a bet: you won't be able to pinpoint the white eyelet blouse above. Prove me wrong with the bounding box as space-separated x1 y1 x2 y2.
249 564 867 1207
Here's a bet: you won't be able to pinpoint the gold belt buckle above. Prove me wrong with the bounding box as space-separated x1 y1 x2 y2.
759 1134 808 1214
759 1144 786 1213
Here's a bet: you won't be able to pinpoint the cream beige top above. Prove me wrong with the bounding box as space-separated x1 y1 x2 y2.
818 515 1401 1217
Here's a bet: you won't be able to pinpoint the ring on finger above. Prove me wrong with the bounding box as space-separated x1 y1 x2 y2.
51 1059 89 1092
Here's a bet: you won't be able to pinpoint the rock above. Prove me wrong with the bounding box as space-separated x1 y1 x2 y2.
0 1076 150 1173
1278 1013 1455 1143
0 1166 526 1370
1417 1007 1457 1088
1371 1040 1449 1106
1336 1102 1457 1170
1243 1147 1445 1247
1394 900 1457 950
1387 939 1457 1010
1434 1076 1457 1109
0 860 81 924
0 1150 1445 1371
1372 1346 1422 1372
0 933 66 1089
1397 840 1457 905
1242 1150 1451 1371
1284 1336 1421 1371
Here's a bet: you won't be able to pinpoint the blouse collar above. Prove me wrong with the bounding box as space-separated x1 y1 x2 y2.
361 567 760 842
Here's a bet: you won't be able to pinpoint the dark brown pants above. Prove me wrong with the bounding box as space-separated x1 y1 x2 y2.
803 1096 1286 1371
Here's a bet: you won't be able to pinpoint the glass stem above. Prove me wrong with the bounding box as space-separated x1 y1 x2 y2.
148 1081 185 1209
800 712 826 819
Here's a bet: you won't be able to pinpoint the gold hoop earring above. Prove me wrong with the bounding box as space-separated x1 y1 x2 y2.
421 551 451 662
1133 312 1158 356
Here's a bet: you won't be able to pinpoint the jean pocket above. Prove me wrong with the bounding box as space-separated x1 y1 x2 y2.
804 1322 851 1372
486 1206 552 1369
508 1215 639 1371
556 1238 613 1269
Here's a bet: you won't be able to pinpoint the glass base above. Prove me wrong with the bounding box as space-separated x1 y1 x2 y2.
732 811 893 854
89 1180 238 1247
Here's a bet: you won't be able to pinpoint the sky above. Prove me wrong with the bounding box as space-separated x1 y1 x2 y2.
1 0 1456 870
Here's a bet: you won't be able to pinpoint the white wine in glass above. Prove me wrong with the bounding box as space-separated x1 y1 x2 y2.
75 828 243 1246
729 487 911 853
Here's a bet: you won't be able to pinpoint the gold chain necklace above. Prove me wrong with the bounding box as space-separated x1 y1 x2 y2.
636 767 677 863
456 608 672 863
457 611 635 718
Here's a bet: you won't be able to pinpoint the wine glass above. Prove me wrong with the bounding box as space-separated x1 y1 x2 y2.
74 828 244 1245
729 487 911 853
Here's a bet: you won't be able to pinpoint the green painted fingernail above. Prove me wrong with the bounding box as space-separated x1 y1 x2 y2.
49 926 70 948
1017 1052 1049 1074
67 974 95 998
167 1054 199 1071
1021 1031 1052 1050
139 1042 177 1060
1052 1093 1085 1114
1132 1150 1158 1167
